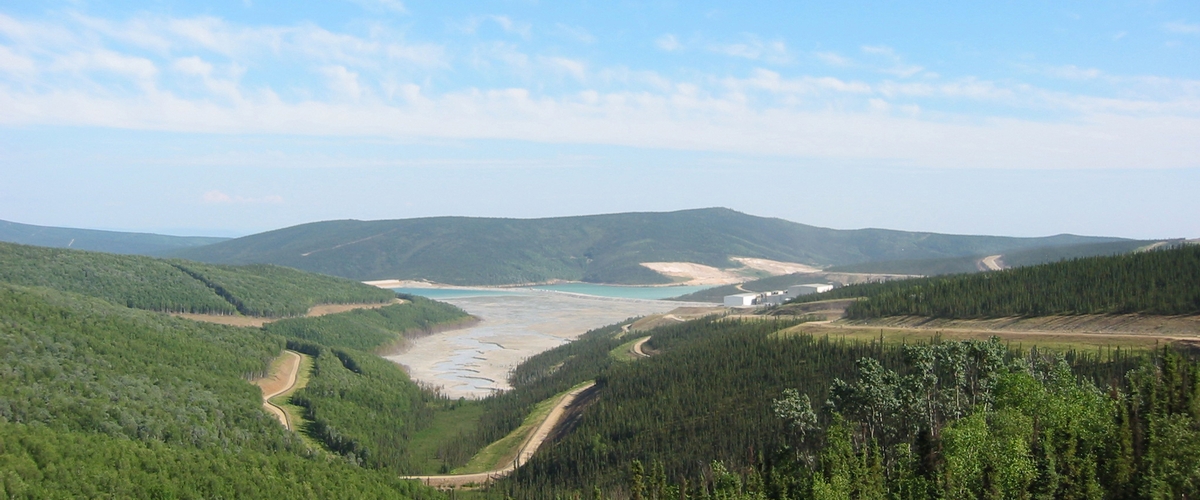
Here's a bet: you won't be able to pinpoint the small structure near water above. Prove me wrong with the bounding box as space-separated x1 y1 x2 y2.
724 283 834 308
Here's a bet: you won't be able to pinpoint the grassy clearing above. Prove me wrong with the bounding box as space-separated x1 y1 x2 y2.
268 353 324 450
777 324 1167 352
454 380 593 474
404 401 487 474
610 335 650 362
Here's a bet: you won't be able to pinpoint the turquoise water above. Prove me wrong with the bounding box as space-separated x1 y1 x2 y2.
390 288 522 300
522 283 716 300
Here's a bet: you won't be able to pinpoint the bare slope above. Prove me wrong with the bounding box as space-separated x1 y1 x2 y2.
171 208 1123 285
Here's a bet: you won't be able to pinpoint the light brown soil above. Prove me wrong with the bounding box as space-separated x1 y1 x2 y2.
172 298 405 327
730 257 821 275
630 306 724 331
978 254 1005 271
253 350 302 430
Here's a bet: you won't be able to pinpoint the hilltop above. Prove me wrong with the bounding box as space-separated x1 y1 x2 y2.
169 208 1123 285
0 218 227 255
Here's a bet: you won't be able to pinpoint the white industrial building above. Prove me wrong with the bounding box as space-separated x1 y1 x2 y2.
787 284 834 296
723 282 835 308
723 293 758 307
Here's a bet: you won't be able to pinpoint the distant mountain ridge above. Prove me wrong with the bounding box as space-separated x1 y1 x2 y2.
170 208 1126 285
0 219 228 255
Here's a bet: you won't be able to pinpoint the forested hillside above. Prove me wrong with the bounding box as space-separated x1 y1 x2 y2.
824 239 1160 276
0 242 394 317
456 313 1199 499
265 294 471 351
0 218 227 255
0 282 442 498
776 245 1200 319
170 208 1122 285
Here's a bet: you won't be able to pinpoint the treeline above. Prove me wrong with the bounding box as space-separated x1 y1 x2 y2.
172 261 396 317
265 294 471 352
0 282 442 498
0 241 236 314
430 322 634 470
0 242 395 318
285 341 437 473
778 245 1200 319
618 342 1199 499
480 316 1149 498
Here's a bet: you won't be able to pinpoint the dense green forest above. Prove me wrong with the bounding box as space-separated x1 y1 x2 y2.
823 239 1159 276
170 208 1121 285
265 294 471 351
0 218 228 255
283 340 440 473
0 242 393 317
461 313 1196 499
809 245 1200 319
0 282 444 498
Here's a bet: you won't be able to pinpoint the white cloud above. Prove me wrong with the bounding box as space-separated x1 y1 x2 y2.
203 190 284 204
541 56 587 81
173 56 213 77
0 45 35 74
319 65 363 99
655 34 681 52
710 36 790 64
815 51 852 67
1164 20 1200 35
860 45 923 77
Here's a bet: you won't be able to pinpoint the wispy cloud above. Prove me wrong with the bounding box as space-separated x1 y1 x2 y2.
861 45 923 77
1164 20 1200 35
1 11 1198 172
458 15 531 39
655 34 681 52
555 23 595 44
815 51 852 67
710 35 789 64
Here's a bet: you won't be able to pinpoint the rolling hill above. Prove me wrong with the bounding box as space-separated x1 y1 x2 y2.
0 218 228 255
170 208 1126 285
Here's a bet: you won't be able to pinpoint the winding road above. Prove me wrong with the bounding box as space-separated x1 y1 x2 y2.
260 350 302 431
979 255 1004 271
402 381 596 488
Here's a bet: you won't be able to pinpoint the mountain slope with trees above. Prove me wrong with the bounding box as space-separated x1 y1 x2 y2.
169 208 1123 285
775 244 1200 319
0 282 442 498
0 218 227 255
0 242 395 317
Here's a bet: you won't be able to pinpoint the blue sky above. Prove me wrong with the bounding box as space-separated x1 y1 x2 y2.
1 1 1198 238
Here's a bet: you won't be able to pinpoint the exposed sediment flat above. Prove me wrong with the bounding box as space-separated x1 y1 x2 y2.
385 292 691 398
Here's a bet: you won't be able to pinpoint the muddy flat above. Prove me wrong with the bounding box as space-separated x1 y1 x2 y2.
385 293 695 398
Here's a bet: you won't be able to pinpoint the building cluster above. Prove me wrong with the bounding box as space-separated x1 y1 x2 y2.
723 283 834 307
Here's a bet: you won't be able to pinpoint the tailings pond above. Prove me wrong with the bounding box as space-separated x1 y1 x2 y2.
385 285 715 398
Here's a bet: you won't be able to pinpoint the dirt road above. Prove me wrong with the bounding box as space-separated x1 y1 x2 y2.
258 350 302 431
632 336 652 358
402 382 596 488
979 255 1004 271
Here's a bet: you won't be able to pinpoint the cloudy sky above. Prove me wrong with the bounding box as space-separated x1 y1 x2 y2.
1 1 1198 238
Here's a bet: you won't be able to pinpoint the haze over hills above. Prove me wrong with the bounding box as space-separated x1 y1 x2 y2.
0 219 229 255
170 208 1127 285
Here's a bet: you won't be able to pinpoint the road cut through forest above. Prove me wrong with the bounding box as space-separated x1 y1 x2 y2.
401 381 597 488
255 350 303 430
